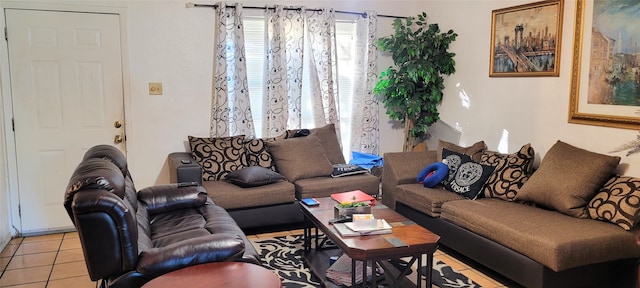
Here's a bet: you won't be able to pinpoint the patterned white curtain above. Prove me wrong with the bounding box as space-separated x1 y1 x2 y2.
350 12 379 154
211 2 254 138
263 6 305 137
306 8 341 137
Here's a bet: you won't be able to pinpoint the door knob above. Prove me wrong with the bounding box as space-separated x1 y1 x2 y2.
114 120 122 128
114 135 123 144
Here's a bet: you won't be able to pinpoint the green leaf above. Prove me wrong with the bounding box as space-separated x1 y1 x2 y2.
374 11 456 141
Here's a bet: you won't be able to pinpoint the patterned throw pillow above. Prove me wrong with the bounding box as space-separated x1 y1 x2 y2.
188 135 246 181
441 148 473 186
480 144 535 201
442 149 495 200
244 138 276 171
588 176 640 230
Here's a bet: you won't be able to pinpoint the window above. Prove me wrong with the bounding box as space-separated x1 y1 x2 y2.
243 17 358 161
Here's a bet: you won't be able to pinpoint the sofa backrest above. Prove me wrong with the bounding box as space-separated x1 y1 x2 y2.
187 123 346 183
64 147 140 281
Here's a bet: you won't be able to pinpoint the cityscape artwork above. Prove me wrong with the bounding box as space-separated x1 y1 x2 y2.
489 0 563 77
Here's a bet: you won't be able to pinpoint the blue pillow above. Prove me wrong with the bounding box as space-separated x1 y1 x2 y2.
417 162 449 188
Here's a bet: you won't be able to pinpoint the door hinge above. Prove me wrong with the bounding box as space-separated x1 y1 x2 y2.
11 118 14 132
4 27 7 41
18 204 21 218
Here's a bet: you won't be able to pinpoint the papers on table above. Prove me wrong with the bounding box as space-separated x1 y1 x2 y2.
333 219 392 237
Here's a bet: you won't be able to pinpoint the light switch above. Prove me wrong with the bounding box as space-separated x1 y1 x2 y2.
149 82 163 95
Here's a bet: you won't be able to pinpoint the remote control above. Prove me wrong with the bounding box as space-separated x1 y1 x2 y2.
177 181 199 187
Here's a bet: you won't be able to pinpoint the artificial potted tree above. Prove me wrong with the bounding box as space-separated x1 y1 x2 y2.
374 12 458 151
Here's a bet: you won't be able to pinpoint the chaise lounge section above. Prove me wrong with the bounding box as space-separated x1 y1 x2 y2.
382 140 640 288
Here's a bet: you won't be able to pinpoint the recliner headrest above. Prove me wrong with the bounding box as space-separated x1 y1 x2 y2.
64 158 126 222
82 145 128 176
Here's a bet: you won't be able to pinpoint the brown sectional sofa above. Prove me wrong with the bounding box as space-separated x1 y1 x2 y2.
169 124 380 230
382 140 640 288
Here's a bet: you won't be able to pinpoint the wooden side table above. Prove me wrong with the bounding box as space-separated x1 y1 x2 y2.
142 262 281 288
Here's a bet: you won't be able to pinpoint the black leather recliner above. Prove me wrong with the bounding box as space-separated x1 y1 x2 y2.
63 145 260 288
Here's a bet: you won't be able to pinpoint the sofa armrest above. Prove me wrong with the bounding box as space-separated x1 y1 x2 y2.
168 152 203 184
381 150 437 210
138 184 208 215
136 233 245 277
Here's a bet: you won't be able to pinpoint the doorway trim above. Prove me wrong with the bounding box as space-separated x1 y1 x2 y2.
0 1 132 236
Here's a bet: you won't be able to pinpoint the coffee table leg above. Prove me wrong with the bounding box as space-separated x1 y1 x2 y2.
363 260 367 288
303 217 309 252
425 253 433 288
370 260 377 288
314 227 319 249
417 256 423 288
352 258 356 287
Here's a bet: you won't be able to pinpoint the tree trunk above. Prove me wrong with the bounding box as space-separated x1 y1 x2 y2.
403 119 414 152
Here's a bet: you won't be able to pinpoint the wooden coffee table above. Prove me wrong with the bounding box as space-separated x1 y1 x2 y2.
301 197 440 288
141 262 282 288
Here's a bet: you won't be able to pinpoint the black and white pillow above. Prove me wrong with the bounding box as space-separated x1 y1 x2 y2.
331 164 368 178
441 148 473 186
442 149 495 200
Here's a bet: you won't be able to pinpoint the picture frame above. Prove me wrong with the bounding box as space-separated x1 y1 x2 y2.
568 0 640 129
489 0 564 77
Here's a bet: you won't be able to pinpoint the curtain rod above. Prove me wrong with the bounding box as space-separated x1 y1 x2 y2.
185 2 406 19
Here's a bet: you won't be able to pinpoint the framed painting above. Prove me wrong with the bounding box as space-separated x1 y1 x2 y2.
489 0 564 77
569 0 640 129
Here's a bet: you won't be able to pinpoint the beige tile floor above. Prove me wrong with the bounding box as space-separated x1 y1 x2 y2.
0 230 511 288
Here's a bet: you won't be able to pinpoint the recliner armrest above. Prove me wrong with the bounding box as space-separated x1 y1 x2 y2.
168 152 203 184
136 233 245 277
138 184 208 215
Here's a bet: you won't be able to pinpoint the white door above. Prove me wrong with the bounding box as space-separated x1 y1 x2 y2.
6 9 125 233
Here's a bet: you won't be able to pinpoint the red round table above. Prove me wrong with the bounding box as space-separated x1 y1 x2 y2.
142 262 282 288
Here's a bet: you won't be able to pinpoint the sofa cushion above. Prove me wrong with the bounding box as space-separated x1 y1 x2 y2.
294 173 379 199
440 198 640 272
588 175 640 230
436 140 487 163
516 141 620 218
202 180 295 210
266 135 334 182
480 143 535 201
224 166 285 188
442 151 495 200
311 124 346 165
188 135 246 181
243 138 276 171
395 184 464 217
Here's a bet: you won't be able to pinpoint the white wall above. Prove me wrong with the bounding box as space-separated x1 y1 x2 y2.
425 0 639 177
2 0 640 237
0 0 417 239
96 0 421 188
123 0 640 182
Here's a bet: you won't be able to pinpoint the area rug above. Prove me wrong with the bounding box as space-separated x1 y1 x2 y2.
251 234 481 288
